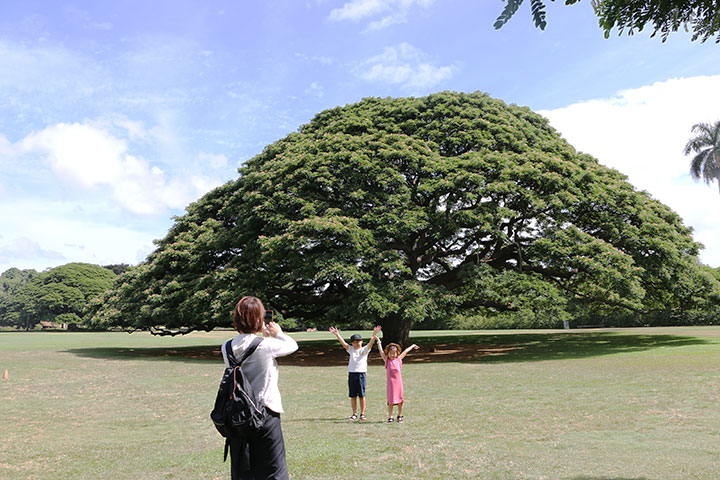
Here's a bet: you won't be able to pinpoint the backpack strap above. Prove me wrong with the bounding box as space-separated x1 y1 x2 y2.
237 336 263 365
224 340 238 366
225 336 263 367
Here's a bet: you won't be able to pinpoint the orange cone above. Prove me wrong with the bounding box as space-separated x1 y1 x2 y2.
2 369 7 380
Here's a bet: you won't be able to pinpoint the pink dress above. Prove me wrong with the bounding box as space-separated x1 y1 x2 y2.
385 357 404 405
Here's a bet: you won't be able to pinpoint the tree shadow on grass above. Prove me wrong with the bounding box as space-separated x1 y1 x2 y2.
64 345 223 363
65 331 713 366
408 332 712 365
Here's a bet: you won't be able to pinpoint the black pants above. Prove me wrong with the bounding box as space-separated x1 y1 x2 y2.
230 409 289 480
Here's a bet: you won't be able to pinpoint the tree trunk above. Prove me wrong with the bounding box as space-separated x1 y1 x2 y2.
379 315 412 347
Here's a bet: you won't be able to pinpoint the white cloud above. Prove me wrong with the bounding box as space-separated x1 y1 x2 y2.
354 43 453 88
92 115 147 140
540 75 720 266
329 0 386 21
304 81 325 98
366 14 406 31
19 123 127 188
8 120 223 216
329 0 435 30
0 199 159 274
0 238 65 266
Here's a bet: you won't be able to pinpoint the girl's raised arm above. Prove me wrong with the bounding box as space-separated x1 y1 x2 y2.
398 343 419 360
376 337 387 363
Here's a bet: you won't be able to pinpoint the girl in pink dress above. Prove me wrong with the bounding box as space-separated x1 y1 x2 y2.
376 337 419 423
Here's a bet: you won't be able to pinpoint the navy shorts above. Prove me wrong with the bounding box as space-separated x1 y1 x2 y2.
348 372 366 398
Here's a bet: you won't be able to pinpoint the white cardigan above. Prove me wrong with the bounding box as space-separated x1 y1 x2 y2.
222 332 298 414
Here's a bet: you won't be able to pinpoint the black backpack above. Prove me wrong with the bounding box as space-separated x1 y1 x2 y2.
210 337 266 461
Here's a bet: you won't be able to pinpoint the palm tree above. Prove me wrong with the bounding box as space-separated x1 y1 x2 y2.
684 121 720 194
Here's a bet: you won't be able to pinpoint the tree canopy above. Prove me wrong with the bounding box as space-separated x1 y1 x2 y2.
0 263 116 329
93 91 720 345
495 0 720 43
0 268 38 329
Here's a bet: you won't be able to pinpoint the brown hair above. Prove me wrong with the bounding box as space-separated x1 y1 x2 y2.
233 296 265 334
384 343 401 357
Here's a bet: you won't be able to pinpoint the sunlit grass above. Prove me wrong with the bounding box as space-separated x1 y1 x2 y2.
1 327 720 479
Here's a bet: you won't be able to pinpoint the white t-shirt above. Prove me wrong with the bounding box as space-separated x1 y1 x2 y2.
346 344 371 373
222 332 298 414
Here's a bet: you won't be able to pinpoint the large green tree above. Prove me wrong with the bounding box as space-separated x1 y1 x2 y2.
684 120 720 194
495 0 720 43
1 263 116 329
93 92 720 345
0 268 38 329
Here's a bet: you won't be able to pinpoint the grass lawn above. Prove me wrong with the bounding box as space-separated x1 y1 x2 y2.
1 327 720 479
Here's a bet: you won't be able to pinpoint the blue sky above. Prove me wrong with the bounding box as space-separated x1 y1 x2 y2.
2 0 720 274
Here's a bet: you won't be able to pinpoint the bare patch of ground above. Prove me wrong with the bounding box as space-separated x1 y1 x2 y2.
278 343 520 366
87 343 519 365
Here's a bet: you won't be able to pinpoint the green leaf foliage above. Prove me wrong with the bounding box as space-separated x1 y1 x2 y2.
0 268 38 328
595 0 720 43
1 263 116 329
495 0 720 43
94 92 720 342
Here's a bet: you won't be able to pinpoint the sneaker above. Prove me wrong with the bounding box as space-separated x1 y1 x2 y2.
349 413 358 421
397 415 404 423
359 414 367 421
388 417 395 423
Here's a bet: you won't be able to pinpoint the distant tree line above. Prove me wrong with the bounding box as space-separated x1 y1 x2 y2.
0 263 130 330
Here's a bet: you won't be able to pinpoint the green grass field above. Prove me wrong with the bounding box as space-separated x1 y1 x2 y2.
2 327 720 479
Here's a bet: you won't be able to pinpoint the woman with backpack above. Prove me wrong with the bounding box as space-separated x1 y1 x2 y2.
222 296 298 480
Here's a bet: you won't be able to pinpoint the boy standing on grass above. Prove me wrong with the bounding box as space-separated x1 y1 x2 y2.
329 325 381 420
